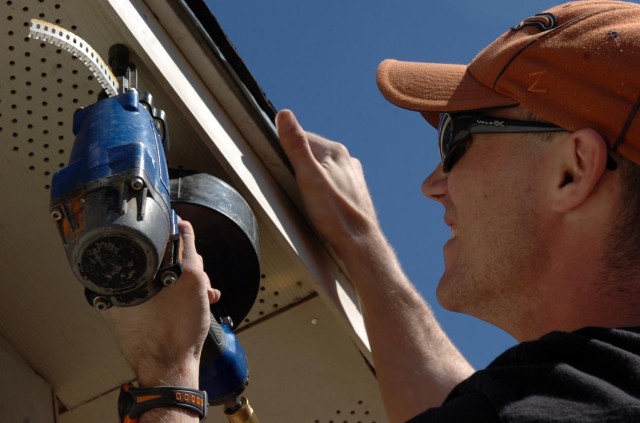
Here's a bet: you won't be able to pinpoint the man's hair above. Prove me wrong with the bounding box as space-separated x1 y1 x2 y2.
605 153 640 285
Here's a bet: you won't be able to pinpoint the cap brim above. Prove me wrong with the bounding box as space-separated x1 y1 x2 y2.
376 59 517 126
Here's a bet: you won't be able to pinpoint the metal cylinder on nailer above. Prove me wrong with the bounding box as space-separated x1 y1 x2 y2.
224 397 259 423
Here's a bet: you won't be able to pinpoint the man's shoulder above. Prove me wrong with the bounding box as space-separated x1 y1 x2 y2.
409 327 640 422
407 390 499 422
493 326 640 366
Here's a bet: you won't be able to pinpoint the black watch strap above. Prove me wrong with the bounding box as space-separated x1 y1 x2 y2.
118 383 208 422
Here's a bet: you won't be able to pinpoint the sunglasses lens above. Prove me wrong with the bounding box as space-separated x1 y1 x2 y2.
438 113 472 172
438 113 453 163
438 114 454 170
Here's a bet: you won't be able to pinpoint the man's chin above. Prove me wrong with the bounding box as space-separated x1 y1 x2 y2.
435 274 466 313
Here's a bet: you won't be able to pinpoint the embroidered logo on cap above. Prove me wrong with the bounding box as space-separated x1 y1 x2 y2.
528 71 548 93
511 13 558 32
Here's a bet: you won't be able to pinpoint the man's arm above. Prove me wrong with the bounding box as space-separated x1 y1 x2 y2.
276 110 474 422
105 219 219 423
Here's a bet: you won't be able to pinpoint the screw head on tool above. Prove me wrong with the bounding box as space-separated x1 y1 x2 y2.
130 177 145 190
161 271 177 287
51 209 63 221
222 316 234 329
92 296 112 311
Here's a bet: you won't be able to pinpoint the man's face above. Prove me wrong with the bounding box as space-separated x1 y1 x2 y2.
423 107 552 329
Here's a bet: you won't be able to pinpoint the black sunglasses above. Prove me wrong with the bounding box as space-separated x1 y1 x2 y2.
438 113 569 172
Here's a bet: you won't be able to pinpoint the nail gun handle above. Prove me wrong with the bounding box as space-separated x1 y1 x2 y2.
202 313 226 363
199 313 249 406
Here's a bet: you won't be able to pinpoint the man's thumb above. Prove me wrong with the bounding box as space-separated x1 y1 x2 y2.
276 109 314 171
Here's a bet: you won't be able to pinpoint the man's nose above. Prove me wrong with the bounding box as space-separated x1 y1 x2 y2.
422 163 448 203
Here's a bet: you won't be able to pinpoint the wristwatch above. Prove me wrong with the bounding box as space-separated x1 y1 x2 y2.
118 383 208 422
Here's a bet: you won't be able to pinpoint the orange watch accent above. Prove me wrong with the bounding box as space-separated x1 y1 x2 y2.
118 383 208 422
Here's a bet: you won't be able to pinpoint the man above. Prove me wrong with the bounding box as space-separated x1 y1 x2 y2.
108 1 640 422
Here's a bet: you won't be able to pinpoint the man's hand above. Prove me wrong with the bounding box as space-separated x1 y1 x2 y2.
104 219 220 389
276 109 380 255
277 110 473 422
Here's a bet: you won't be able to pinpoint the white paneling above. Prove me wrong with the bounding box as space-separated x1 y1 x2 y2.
0 0 384 419
60 298 387 423
0 335 55 422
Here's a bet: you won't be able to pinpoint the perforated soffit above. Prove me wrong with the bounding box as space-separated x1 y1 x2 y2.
0 2 386 421
0 0 317 327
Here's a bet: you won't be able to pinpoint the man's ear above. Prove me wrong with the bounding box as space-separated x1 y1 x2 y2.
548 128 608 212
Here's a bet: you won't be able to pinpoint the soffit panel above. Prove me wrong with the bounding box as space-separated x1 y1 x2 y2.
0 0 318 409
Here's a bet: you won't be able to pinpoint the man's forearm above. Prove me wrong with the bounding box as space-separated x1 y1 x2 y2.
105 220 215 423
275 111 473 422
334 229 473 423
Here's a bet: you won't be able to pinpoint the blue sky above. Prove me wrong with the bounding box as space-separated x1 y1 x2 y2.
207 1 565 369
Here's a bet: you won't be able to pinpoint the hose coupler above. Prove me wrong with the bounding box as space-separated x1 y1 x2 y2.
224 396 259 423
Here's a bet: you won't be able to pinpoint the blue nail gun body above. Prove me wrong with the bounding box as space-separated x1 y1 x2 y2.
50 79 250 408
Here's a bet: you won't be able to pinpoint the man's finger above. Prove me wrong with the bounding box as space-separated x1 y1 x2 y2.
178 219 197 257
208 287 221 304
277 109 318 174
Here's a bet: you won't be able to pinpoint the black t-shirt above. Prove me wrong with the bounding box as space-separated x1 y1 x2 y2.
408 327 640 422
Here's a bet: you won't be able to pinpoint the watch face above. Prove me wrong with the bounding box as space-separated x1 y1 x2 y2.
118 385 134 422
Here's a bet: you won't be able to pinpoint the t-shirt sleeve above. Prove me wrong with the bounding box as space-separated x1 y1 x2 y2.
406 391 499 422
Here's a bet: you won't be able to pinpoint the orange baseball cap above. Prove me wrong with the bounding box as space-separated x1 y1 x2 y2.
377 1 640 165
